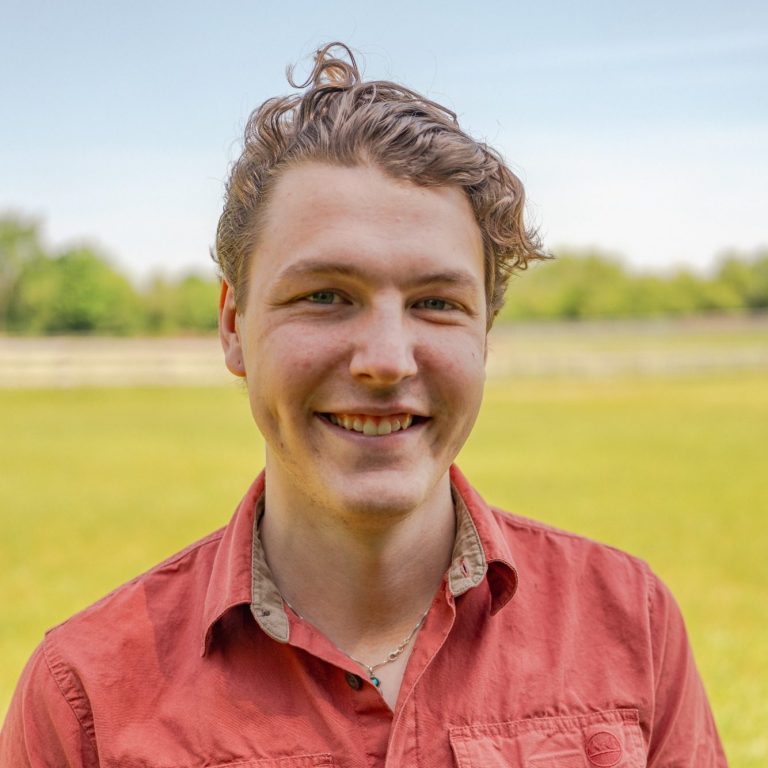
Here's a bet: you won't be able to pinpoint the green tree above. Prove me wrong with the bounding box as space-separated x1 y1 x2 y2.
143 275 177 333
501 248 766 321
142 273 219 333
171 274 220 332
503 249 633 320
717 250 768 310
0 215 47 331
10 246 142 334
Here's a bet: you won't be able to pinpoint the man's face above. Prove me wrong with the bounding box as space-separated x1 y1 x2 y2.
220 162 487 522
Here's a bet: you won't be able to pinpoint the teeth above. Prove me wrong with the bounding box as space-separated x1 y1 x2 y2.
326 413 418 436
363 419 377 436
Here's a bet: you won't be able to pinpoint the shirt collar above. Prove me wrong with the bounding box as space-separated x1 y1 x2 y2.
200 472 264 655
448 464 519 613
201 466 518 654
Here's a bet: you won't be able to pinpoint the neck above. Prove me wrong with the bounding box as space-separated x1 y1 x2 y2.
259 464 456 659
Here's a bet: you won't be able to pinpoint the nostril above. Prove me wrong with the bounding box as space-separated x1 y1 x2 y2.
349 338 417 383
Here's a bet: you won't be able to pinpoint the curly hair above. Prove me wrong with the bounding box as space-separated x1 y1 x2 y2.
214 42 546 327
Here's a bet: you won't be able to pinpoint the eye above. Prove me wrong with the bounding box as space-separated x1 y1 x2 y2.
305 290 342 305
415 297 453 311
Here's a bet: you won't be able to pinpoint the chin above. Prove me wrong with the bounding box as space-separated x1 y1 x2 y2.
339 494 417 521
325 470 445 522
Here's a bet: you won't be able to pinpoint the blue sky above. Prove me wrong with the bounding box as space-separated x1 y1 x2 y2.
1 0 766 281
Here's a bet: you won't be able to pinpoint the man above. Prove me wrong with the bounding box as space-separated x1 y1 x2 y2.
2 43 726 767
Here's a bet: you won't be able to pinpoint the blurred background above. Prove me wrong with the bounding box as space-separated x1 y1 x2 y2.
1 1 766 764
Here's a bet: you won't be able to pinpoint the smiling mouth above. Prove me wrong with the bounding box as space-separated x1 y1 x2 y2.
321 412 425 436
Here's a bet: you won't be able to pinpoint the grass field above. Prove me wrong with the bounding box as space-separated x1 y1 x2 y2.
1 367 766 764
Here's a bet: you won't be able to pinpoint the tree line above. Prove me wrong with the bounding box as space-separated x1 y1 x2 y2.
1 215 219 335
500 248 768 321
1 213 766 334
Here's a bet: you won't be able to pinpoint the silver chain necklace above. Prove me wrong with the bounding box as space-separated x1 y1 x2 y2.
282 598 430 688
341 608 429 687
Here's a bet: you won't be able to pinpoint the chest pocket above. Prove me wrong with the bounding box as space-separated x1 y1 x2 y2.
449 708 645 768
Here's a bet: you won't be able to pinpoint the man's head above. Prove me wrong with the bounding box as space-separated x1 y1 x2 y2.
216 43 544 521
214 42 544 329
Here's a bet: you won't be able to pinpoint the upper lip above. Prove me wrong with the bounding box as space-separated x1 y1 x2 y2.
320 406 428 418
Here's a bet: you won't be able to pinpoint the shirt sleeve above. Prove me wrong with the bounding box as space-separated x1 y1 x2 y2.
646 572 728 767
0 641 100 768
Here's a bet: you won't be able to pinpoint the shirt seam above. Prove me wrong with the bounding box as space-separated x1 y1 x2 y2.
490 506 652 570
47 529 227 637
117 528 226 586
414 687 422 767
645 564 667 705
42 638 99 758
449 707 641 734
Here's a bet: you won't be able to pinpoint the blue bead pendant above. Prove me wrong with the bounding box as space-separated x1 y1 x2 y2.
371 676 381 687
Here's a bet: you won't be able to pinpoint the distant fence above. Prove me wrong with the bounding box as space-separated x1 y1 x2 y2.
486 315 768 378
0 337 231 388
1 316 767 388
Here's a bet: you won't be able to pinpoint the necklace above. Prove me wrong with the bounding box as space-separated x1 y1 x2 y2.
282 598 430 688
341 608 429 687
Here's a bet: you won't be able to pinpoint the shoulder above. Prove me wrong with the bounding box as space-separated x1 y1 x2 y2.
43 526 226 672
492 505 652 570
454 467 654 596
488 505 659 622
483 507 726 764
3 528 227 764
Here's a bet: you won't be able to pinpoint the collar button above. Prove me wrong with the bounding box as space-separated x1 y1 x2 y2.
345 672 363 690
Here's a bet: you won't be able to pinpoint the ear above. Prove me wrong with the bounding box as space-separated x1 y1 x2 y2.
219 280 246 378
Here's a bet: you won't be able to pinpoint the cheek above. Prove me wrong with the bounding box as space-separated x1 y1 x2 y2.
246 332 341 415
433 334 486 383
426 335 486 427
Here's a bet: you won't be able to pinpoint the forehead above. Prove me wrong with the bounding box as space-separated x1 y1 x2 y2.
256 162 484 281
265 161 475 223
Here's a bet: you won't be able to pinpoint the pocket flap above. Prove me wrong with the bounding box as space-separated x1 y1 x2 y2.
209 755 334 768
449 709 645 768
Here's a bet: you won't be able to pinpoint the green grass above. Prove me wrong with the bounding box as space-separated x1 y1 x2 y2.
1 375 766 765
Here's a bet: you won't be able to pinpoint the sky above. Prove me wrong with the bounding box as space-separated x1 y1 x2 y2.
1 0 766 282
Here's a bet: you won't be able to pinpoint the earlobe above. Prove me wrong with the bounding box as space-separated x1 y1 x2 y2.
218 280 247 378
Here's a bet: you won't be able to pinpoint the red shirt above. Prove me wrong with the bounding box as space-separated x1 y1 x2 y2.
1 466 726 767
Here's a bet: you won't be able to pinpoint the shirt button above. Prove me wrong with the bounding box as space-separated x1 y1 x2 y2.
345 672 363 690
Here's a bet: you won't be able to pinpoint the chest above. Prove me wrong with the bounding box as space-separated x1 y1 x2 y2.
90 591 653 768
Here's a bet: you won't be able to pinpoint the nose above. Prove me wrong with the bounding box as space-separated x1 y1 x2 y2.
348 304 418 387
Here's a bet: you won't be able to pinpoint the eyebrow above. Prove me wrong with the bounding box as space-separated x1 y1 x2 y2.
273 260 482 291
